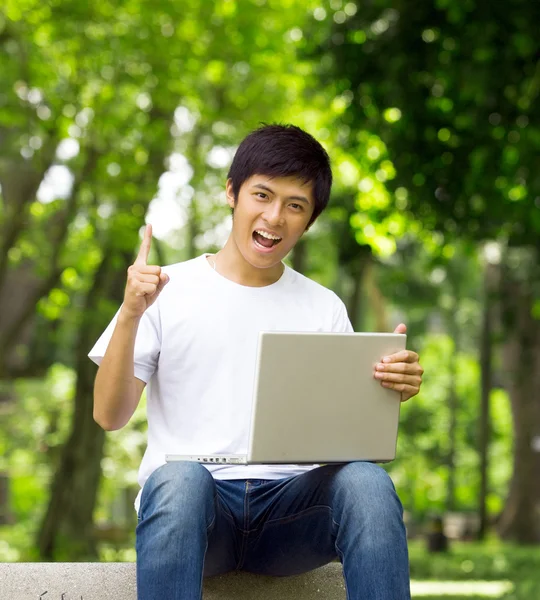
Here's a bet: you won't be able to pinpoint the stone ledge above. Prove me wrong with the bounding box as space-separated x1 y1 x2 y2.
0 561 346 599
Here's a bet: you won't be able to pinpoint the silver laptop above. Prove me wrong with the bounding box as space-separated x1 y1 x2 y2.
166 332 406 466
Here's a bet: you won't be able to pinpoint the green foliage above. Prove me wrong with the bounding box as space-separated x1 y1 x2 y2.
0 365 75 559
315 0 540 245
388 333 512 519
0 364 147 560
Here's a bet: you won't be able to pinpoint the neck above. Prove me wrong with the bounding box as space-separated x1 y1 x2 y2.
213 235 284 287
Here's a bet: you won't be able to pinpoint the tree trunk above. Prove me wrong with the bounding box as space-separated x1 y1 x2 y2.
446 333 459 512
497 249 540 543
346 249 371 331
186 195 199 260
0 473 11 525
445 275 461 512
292 237 307 274
184 128 206 260
0 138 58 291
36 246 130 560
36 117 170 558
0 148 97 376
364 261 388 332
478 261 496 540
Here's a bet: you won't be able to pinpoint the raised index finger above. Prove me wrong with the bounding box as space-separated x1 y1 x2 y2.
135 224 152 265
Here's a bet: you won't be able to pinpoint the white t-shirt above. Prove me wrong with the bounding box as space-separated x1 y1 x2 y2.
88 254 353 510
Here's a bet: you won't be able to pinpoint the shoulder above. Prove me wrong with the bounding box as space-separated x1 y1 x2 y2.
156 255 210 306
285 266 345 308
285 267 351 331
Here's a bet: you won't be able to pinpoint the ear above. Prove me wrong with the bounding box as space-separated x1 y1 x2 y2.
225 178 236 209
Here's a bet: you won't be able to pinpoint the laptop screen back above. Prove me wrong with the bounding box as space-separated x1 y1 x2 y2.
247 332 406 464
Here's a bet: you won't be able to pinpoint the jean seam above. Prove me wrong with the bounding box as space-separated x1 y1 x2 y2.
220 506 235 525
206 513 216 534
335 539 350 600
199 536 209 600
204 490 220 536
216 490 235 524
236 481 250 570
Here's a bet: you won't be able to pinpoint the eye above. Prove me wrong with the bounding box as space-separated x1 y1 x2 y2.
255 192 268 199
289 203 303 211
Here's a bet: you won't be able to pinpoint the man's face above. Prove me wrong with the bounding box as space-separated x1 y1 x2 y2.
226 174 315 269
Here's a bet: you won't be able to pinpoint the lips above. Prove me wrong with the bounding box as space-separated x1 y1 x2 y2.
252 228 282 251
252 232 281 254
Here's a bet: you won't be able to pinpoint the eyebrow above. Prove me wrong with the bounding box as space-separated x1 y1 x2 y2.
252 183 311 205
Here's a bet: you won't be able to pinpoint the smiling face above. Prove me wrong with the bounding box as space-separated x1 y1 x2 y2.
225 174 314 274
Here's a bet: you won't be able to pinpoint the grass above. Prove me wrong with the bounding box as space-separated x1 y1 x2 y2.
408 540 540 599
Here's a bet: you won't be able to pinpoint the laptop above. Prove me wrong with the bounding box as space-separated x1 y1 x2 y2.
166 331 406 466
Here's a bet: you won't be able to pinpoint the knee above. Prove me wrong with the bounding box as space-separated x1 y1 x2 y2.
334 462 402 516
146 460 213 490
140 462 214 518
337 461 395 490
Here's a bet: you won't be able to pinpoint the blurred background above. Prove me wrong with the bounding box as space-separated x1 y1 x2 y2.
0 0 539 598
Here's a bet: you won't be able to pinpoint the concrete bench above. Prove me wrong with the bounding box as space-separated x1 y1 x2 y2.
0 562 346 599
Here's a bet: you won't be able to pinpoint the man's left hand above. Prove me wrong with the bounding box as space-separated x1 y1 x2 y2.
373 323 423 402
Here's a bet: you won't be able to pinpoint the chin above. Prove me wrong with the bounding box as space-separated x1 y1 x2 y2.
246 248 287 269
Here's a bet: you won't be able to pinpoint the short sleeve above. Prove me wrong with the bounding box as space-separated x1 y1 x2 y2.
88 302 161 383
332 296 354 333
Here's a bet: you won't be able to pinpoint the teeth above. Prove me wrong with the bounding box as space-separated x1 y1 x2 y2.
255 230 281 241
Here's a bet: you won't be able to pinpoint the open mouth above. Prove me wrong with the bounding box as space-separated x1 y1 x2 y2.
252 229 282 249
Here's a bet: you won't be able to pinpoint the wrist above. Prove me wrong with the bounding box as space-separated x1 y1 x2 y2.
118 306 143 326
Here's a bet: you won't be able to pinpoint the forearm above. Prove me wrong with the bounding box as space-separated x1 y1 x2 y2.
93 309 143 430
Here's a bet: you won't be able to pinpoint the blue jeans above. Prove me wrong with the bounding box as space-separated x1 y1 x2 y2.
136 461 410 599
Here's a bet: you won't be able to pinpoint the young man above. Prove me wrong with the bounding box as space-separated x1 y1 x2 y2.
89 124 423 600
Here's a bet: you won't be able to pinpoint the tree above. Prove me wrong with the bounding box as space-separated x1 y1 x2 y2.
316 0 540 541
1 0 328 558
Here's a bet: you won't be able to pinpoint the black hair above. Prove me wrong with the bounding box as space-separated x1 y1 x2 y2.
227 123 333 227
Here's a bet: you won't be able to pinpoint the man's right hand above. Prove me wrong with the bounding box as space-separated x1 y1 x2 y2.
121 224 169 320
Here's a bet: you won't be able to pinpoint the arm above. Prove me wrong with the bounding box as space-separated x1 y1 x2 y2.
93 312 147 431
93 224 168 431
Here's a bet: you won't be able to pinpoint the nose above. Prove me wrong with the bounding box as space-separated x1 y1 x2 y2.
263 201 285 227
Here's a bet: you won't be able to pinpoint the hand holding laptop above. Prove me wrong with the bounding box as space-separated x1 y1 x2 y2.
373 323 423 402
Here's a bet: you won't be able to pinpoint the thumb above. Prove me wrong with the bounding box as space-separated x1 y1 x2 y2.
393 323 407 334
156 272 170 294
